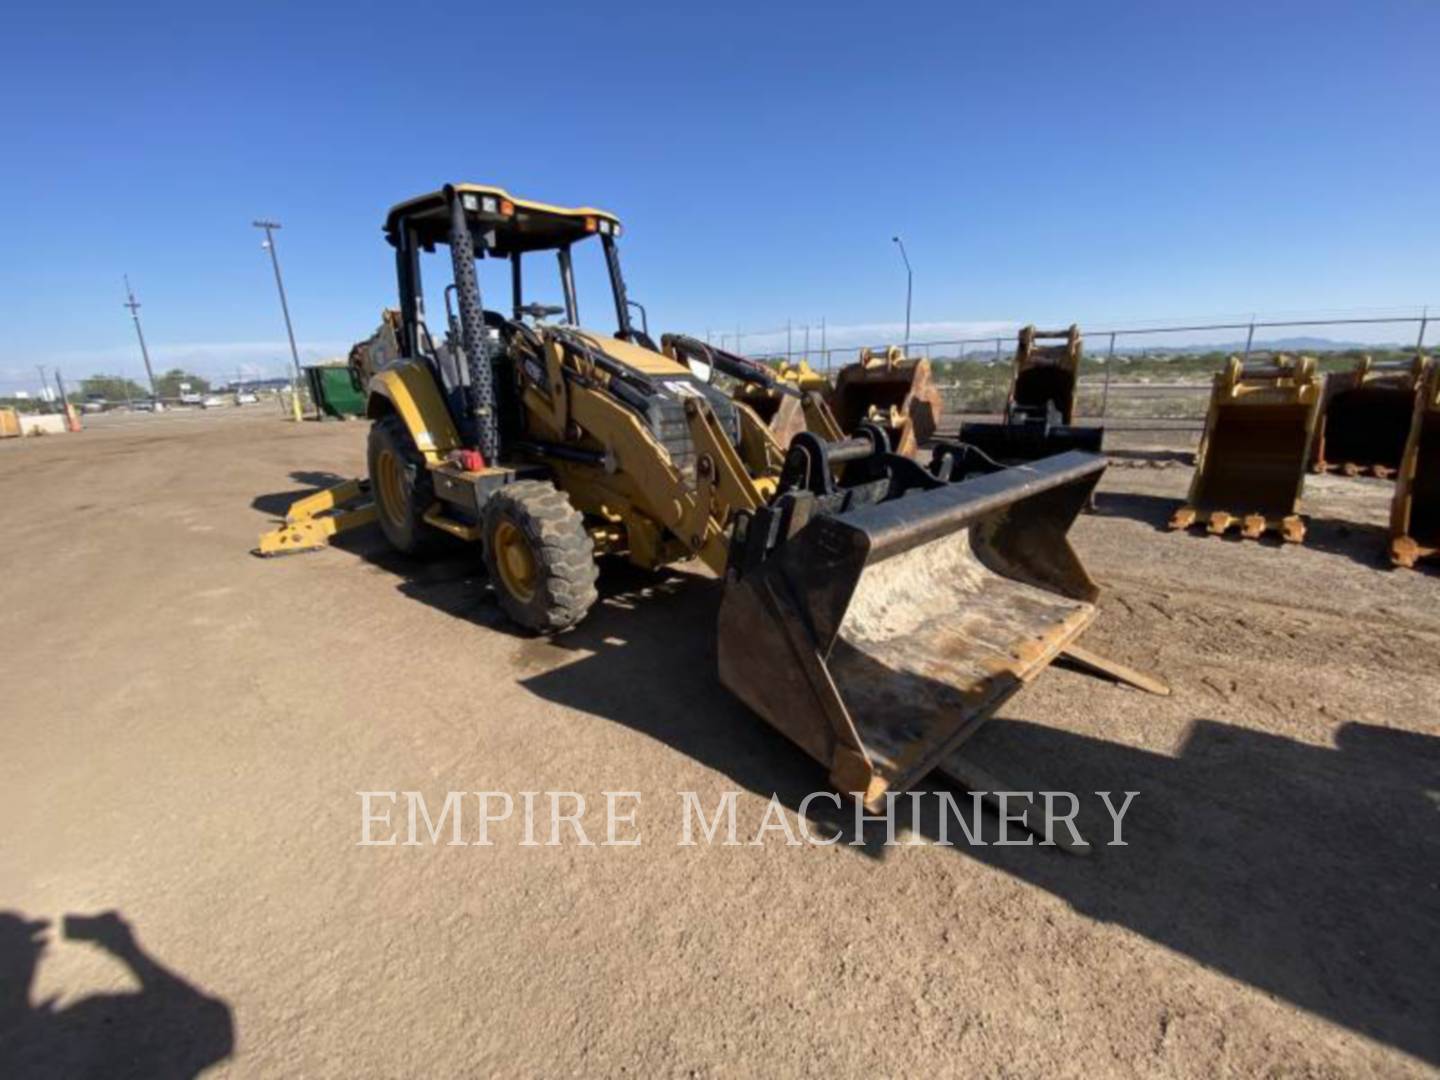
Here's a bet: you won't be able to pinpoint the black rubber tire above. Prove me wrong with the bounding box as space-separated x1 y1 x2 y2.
367 414 443 558
482 481 598 633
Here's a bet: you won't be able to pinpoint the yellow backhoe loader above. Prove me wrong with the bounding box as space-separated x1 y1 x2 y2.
1310 354 1425 478
257 183 1163 812
1170 355 1322 542
1391 356 1440 567
828 346 944 457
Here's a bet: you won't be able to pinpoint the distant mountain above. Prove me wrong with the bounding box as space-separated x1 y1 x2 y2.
1124 336 1413 356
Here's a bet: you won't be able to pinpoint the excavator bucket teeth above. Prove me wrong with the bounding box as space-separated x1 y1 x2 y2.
718 452 1104 809
1390 358 1440 567
1311 356 1425 475
829 348 943 457
1173 356 1321 541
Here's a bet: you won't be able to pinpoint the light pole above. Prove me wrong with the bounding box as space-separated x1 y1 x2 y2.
892 235 912 352
123 275 159 400
253 219 305 420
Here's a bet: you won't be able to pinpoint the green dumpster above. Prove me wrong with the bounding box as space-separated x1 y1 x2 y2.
304 365 366 419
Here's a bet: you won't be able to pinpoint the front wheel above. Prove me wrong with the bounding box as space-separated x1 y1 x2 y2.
482 481 598 632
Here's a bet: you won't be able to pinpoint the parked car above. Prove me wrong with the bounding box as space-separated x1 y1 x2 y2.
201 395 227 409
234 391 259 405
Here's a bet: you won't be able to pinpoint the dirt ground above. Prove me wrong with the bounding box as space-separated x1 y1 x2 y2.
2 407 1437 1078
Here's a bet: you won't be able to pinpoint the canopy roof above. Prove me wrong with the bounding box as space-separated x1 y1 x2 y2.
384 184 622 256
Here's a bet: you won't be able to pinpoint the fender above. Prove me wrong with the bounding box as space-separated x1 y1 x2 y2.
365 360 461 464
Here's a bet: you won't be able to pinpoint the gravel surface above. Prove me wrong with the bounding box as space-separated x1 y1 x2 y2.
2 407 1436 1078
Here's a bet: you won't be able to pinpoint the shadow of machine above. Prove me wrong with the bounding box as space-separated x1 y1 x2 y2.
1169 355 1321 542
959 325 1104 464
516 578 1439 1064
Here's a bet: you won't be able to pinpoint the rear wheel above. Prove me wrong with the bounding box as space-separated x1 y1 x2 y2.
483 481 598 632
368 415 442 557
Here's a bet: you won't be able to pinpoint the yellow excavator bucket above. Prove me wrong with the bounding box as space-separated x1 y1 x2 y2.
1010 324 1083 425
718 451 1105 809
1390 357 1440 567
1310 355 1426 478
1170 356 1321 542
828 347 944 457
732 360 833 447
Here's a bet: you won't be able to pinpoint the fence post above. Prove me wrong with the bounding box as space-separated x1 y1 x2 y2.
1418 307 1429 352
1243 317 1256 359
1100 331 1116 420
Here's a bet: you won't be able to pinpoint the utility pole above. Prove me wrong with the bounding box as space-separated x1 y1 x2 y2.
123 275 159 400
253 219 305 420
892 236 912 352
54 370 77 430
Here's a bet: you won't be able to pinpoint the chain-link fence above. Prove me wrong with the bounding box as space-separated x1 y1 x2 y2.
736 310 1433 426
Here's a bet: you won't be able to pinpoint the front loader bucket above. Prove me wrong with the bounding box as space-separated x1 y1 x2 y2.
718 452 1104 809
1310 356 1425 477
829 347 944 456
1170 356 1321 542
1390 358 1440 567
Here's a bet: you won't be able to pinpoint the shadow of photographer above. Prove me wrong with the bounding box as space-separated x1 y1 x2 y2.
0 909 233 1079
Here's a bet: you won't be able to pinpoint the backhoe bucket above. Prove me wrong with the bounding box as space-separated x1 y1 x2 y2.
718 452 1104 809
1390 358 1440 567
954 325 1102 465
1170 356 1321 541
829 347 944 457
1310 355 1425 477
1009 324 1084 426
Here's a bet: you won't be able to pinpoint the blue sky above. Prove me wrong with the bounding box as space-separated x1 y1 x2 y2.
1 2 1436 389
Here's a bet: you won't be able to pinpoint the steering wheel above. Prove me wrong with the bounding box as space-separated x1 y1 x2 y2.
517 303 566 321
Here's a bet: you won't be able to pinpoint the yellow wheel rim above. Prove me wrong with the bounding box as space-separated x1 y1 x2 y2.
493 520 538 603
375 448 407 528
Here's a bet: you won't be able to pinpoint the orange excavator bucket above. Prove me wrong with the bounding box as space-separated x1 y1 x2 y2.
1390 357 1440 567
1310 355 1426 478
1170 356 1322 542
828 346 943 457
